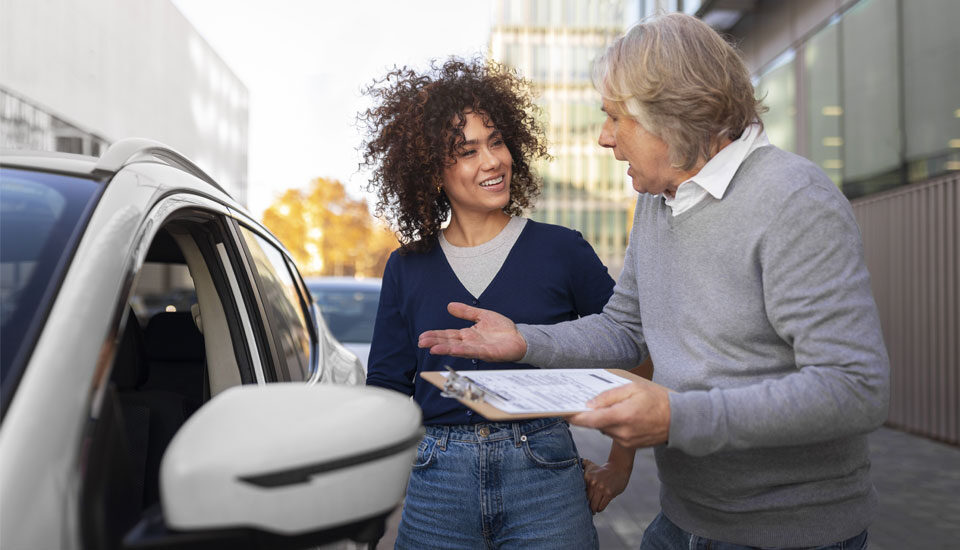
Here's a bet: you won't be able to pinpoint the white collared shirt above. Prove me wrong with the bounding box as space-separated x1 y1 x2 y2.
664 124 769 216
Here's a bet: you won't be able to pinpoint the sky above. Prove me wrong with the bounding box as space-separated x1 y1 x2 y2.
170 0 494 219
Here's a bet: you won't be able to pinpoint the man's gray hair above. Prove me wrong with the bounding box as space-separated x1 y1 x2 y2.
593 13 766 171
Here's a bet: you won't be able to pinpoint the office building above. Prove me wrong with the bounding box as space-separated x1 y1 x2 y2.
0 0 249 204
489 0 638 276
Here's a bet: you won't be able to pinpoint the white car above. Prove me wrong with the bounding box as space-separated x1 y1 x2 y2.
306 277 382 371
0 140 421 550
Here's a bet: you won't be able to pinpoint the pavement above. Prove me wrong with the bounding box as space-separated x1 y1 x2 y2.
376 425 960 549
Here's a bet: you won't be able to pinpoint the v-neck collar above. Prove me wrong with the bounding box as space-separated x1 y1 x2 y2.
437 218 532 300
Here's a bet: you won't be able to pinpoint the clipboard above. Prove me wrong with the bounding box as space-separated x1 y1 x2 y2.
420 367 645 421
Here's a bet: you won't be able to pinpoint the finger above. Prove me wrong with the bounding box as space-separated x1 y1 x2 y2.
589 489 603 513
447 302 484 322
587 382 638 409
418 329 462 347
567 408 615 430
596 495 611 513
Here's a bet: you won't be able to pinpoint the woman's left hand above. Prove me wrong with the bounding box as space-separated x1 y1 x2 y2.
582 457 632 513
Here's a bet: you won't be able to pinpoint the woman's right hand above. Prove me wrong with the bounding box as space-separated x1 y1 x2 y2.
418 302 527 362
583 457 632 513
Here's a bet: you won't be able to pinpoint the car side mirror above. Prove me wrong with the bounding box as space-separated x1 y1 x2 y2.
123 384 422 549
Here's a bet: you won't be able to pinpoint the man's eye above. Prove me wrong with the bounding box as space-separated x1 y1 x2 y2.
461 149 477 157
492 139 505 147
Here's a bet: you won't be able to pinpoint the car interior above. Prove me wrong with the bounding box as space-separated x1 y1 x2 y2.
82 216 257 549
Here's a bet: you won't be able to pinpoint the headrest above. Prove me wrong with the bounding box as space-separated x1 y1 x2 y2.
112 311 147 390
145 312 205 362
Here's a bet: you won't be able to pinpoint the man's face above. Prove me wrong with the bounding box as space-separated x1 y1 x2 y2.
598 99 683 197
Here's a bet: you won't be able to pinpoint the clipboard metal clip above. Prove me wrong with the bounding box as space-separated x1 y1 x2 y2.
440 366 487 402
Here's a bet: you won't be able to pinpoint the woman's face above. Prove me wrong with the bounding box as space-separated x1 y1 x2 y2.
440 111 513 216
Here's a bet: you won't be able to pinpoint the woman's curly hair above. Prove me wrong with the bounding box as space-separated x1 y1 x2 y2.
359 57 548 254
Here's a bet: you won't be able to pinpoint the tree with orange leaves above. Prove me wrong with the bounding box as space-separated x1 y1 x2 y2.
262 177 396 278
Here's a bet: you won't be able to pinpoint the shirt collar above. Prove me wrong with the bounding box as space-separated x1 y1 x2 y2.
681 123 768 201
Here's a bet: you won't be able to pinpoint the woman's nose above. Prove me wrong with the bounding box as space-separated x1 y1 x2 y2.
480 147 500 169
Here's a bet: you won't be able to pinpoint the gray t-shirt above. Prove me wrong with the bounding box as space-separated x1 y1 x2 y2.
439 217 527 298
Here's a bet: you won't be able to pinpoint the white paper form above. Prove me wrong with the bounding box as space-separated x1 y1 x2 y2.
440 369 632 414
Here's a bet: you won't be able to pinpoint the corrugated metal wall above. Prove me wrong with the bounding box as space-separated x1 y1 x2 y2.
852 173 959 445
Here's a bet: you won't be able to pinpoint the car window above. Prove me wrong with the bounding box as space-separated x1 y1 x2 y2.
0 168 100 393
309 285 380 344
130 263 197 325
239 227 311 381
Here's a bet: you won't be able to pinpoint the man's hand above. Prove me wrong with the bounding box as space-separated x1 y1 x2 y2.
570 379 672 449
583 457 632 513
417 302 527 362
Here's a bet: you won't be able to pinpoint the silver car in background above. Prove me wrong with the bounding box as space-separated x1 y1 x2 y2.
306 277 382 371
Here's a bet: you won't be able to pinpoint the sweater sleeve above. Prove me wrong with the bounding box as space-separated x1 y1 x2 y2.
668 184 890 456
518 211 648 369
365 254 417 396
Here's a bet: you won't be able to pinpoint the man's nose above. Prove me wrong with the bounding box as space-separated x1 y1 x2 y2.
598 121 615 149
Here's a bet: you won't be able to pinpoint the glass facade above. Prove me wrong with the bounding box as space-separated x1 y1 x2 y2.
754 0 959 198
490 0 635 276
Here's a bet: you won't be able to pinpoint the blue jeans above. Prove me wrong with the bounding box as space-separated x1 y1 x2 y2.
640 512 869 550
394 417 598 550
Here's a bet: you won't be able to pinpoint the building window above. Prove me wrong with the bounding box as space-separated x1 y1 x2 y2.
902 0 960 181
841 0 901 195
804 21 844 187
55 136 83 154
757 50 797 154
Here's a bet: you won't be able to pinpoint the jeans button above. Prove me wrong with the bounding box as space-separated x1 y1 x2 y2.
478 426 490 437
472 359 478 364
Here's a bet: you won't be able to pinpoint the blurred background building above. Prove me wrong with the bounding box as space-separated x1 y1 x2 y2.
0 0 249 205
489 0 638 277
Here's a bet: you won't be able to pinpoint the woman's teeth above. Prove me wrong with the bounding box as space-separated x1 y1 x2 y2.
480 176 503 187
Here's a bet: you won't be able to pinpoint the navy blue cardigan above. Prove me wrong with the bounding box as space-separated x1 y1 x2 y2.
366 220 615 425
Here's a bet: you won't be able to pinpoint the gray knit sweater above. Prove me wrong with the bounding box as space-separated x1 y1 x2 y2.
519 146 889 547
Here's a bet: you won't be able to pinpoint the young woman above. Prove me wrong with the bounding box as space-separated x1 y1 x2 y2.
361 58 616 549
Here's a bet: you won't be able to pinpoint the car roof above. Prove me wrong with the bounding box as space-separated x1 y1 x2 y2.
0 150 100 178
2 138 228 196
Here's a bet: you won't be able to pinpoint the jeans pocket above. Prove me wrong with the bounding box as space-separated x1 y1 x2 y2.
412 434 438 470
522 424 579 469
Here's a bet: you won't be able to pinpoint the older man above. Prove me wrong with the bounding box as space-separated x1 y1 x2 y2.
419 12 889 550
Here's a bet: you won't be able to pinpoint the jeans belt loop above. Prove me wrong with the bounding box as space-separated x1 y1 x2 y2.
437 425 450 451
512 422 524 447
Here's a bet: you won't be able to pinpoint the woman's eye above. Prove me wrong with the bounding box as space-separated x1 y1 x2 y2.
492 139 505 147
461 149 476 157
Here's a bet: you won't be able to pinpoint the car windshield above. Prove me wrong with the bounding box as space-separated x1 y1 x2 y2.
309 284 380 344
1 167 101 395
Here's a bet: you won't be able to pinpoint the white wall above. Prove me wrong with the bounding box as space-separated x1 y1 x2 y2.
0 0 249 204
